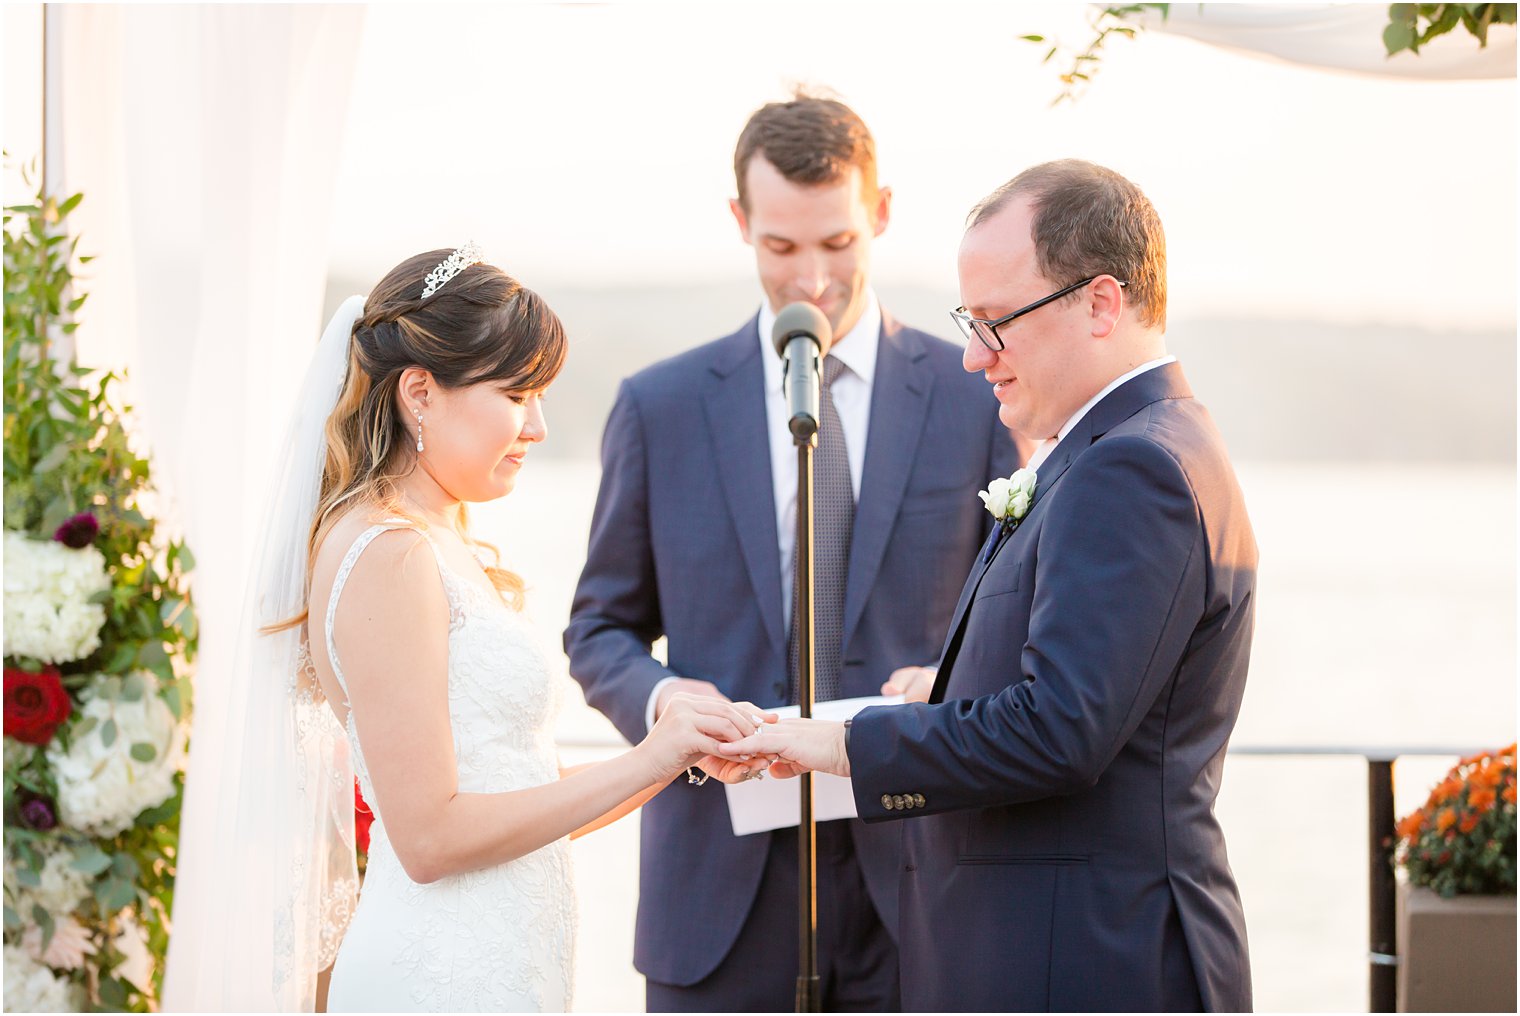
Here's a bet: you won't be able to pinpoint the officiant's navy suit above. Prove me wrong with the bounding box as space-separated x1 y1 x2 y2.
566 312 1012 1006
850 363 1256 1012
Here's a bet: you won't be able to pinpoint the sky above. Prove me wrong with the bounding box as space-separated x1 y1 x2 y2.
3 3 1515 331
323 2 1516 331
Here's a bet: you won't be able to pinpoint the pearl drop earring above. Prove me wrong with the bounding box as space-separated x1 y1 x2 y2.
415 407 424 453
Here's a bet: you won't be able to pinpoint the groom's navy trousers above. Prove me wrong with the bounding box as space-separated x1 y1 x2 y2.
566 313 1013 1009
851 364 1257 1012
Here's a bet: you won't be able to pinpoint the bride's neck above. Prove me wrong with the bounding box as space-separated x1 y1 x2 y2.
396 469 461 531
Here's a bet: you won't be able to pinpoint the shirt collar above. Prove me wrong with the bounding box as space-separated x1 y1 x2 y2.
1027 355 1176 471
758 289 881 390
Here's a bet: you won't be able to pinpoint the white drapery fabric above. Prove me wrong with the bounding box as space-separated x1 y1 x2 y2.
1139 3 1515 79
52 5 365 1009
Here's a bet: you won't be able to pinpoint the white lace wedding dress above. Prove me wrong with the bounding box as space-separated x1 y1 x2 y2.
321 522 576 1012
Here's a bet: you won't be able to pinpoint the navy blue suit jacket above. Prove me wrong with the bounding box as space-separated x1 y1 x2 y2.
565 313 1014 986
850 363 1256 1012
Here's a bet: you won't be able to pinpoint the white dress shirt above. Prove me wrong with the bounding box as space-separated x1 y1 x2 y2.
1026 355 1176 473
645 292 882 731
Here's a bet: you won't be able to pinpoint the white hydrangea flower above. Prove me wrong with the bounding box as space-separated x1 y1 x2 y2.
3 842 91 920
47 673 185 837
2 531 111 664
3 943 80 1012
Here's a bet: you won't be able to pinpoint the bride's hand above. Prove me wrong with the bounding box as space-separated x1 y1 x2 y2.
635 693 777 786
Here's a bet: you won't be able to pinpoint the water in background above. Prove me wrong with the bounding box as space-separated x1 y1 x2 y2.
470 458 1516 1012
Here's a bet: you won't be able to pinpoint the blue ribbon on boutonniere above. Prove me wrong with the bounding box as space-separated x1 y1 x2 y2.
977 467 1038 563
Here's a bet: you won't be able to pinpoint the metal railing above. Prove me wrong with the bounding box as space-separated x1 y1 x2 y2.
558 733 1479 1012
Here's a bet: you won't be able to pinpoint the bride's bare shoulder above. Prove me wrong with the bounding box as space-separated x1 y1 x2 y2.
311 505 420 582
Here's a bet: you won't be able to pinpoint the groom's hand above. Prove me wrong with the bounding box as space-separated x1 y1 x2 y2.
717 718 850 779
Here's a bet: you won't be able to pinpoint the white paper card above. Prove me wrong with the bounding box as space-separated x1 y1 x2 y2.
723 695 903 836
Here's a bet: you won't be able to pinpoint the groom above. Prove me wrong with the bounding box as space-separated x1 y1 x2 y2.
722 160 1257 1012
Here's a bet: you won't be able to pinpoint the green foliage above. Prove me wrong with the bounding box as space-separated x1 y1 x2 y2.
3 164 197 1012
1384 3 1517 55
1395 745 1517 898
1021 4 1170 106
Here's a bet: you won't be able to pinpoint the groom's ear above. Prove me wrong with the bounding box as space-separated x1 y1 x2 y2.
1088 276 1126 340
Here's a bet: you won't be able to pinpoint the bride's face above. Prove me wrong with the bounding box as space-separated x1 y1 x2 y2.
418 379 548 502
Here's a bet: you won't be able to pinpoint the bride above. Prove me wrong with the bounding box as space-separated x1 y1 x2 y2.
163 246 772 1012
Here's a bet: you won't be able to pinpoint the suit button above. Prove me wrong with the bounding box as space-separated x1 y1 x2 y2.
892 795 906 810
881 794 895 811
913 794 926 808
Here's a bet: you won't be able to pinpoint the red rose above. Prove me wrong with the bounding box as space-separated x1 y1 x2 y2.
354 780 375 856
4 666 72 745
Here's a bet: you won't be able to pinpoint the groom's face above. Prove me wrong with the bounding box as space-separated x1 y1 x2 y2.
958 196 1088 441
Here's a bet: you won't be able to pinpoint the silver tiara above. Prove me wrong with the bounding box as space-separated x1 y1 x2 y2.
421 241 485 299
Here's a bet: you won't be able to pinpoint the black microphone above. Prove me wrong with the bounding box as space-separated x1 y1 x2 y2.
771 302 834 441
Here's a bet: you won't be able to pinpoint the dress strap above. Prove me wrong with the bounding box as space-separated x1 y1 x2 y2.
324 521 444 704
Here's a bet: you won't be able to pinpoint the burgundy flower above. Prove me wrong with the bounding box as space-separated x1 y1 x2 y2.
4 666 72 745
52 512 99 549
18 793 56 831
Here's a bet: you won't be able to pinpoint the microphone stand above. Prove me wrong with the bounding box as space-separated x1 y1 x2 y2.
792 414 821 1015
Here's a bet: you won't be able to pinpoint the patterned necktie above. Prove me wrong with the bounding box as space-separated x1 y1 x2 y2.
790 354 853 704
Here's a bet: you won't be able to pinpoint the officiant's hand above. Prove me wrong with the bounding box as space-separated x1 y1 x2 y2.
654 677 728 720
882 665 936 703
637 693 778 785
716 717 850 780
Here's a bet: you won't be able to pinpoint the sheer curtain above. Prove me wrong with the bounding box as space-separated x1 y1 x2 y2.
53 5 365 1009
1141 3 1516 79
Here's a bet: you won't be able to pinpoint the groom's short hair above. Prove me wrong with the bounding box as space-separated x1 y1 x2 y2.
733 90 878 213
969 160 1168 329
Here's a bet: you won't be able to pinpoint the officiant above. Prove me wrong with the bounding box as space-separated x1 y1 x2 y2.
564 92 1015 1011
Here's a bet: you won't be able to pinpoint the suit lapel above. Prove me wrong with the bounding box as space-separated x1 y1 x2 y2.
842 315 932 649
702 320 787 657
927 361 1194 702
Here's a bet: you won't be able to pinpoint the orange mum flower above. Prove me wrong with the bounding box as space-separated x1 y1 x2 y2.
1470 786 1497 812
1504 784 1516 805
1436 808 1458 833
1396 811 1426 839
1459 812 1481 834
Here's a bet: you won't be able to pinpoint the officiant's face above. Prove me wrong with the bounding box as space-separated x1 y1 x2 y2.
422 380 548 502
958 196 1088 441
730 155 891 345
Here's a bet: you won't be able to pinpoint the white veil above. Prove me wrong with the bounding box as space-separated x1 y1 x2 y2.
165 295 367 1011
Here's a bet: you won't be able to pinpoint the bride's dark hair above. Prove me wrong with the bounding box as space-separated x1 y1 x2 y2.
272 250 567 632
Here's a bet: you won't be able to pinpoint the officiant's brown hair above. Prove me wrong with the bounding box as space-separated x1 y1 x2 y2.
271 251 567 632
733 90 879 211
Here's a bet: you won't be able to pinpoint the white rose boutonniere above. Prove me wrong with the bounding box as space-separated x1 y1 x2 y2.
977 467 1038 561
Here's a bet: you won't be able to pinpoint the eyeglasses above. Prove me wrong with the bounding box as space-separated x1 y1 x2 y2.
950 276 1128 352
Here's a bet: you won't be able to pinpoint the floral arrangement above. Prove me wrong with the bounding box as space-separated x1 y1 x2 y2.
1394 744 1517 898
3 178 197 1011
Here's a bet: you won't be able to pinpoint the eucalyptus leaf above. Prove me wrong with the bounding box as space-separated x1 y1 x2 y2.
95 876 136 912
121 671 146 702
69 843 113 875
130 741 157 762
30 903 55 951
163 683 184 720
105 642 137 673
2 904 19 931
137 640 168 670
73 715 99 739
14 867 41 888
31 441 71 476
98 976 129 1010
111 852 140 879
101 717 118 747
